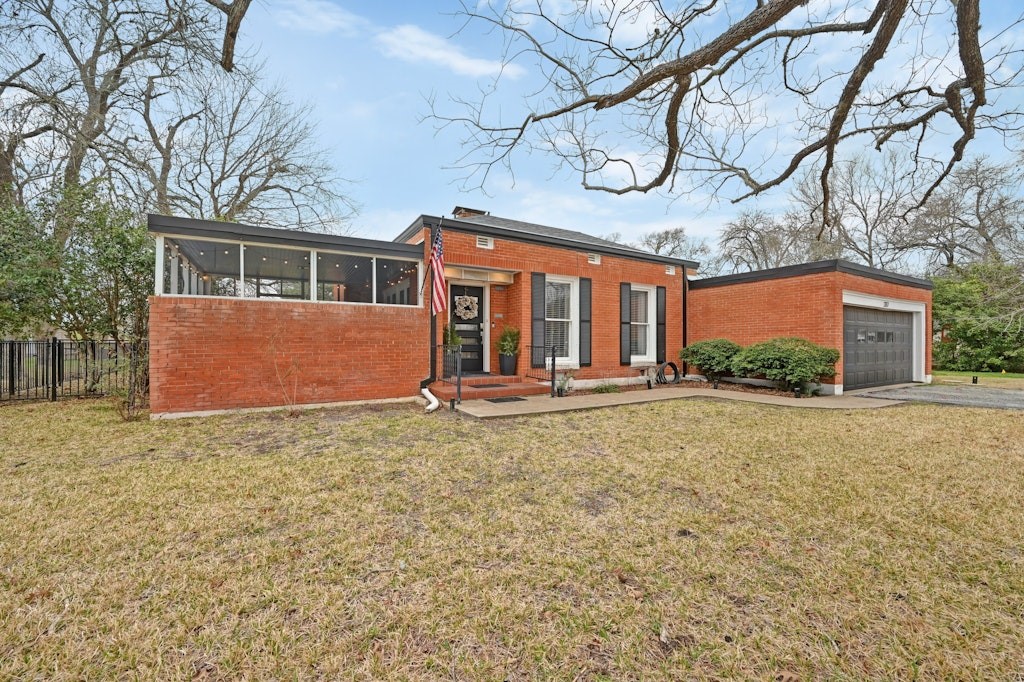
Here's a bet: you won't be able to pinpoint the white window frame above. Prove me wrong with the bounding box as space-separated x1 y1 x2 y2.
544 275 579 368
629 284 657 365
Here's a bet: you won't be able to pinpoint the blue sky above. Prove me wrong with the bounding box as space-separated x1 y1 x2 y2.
238 0 755 242
238 1 1021 244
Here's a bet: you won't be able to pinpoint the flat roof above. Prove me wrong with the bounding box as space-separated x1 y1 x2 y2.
148 214 424 260
689 260 933 290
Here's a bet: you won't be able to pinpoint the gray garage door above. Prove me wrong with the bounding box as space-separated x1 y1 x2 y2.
843 307 914 390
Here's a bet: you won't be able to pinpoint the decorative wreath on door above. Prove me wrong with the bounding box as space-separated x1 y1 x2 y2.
454 295 479 320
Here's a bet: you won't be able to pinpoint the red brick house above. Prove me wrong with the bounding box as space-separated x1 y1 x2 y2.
148 208 932 417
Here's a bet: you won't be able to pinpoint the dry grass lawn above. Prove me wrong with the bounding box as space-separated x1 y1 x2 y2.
1 397 1022 680
933 371 1024 390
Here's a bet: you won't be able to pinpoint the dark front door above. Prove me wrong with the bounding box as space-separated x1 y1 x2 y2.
450 285 485 373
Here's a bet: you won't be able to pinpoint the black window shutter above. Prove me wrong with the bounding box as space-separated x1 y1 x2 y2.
579 278 592 367
619 282 631 365
656 286 667 363
531 273 546 368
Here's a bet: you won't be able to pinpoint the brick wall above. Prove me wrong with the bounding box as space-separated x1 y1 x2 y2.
409 227 687 380
149 296 428 415
688 271 932 385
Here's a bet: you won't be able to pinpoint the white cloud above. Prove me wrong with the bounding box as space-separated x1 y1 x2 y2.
274 0 366 35
376 24 525 79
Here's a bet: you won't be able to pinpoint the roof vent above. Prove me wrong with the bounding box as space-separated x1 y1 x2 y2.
476 235 494 249
665 265 676 275
587 253 601 265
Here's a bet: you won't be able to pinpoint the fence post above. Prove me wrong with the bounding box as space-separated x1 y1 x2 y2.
455 348 462 404
550 345 556 398
50 337 59 402
7 341 15 396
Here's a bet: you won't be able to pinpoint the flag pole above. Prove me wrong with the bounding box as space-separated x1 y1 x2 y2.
420 216 443 299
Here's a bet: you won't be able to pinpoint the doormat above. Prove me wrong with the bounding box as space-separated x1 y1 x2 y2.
485 396 527 403
472 383 507 389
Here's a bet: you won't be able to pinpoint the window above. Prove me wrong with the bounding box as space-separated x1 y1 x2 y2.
244 244 311 299
157 234 421 306
375 258 419 306
316 252 373 303
630 286 655 362
545 276 578 363
163 238 240 297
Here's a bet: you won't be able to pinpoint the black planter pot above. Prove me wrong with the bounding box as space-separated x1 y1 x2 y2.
499 354 518 376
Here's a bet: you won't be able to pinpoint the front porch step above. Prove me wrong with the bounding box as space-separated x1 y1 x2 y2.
458 374 532 387
432 378 550 402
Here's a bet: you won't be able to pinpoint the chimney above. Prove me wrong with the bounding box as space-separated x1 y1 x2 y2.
452 206 488 219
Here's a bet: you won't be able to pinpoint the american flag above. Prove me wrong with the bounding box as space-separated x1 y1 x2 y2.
428 225 446 315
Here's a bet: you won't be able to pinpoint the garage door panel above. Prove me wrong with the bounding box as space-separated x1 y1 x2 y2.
843 306 914 390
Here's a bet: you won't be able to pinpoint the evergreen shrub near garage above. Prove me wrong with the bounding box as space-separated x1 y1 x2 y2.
730 337 840 392
679 339 742 384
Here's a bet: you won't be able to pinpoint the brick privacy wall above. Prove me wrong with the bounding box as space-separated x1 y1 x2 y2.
687 271 932 385
149 296 428 415
409 227 686 380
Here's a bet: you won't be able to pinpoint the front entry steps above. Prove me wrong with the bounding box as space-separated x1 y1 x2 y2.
431 375 550 402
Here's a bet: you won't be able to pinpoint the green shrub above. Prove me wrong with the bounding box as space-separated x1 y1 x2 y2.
679 339 742 382
730 337 840 391
591 382 621 394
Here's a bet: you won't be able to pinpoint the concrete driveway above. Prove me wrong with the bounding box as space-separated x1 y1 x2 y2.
862 384 1024 410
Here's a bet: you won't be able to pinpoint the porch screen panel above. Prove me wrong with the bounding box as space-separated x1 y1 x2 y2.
166 238 240 297
316 252 373 303
244 245 311 299
375 258 420 305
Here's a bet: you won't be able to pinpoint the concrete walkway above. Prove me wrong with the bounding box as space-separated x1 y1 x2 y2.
454 385 899 419
862 384 1024 410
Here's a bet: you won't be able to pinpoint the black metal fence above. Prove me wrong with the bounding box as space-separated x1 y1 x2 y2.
526 345 558 397
0 338 148 403
440 344 462 403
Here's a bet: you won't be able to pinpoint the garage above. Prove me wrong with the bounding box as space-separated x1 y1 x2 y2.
843 306 914 390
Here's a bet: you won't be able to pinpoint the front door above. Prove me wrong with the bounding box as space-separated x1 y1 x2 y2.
450 285 485 373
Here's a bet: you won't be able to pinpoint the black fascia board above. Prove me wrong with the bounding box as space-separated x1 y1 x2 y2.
148 214 423 261
404 214 699 269
689 259 933 291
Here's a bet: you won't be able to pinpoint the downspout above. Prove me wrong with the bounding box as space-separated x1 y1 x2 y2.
681 268 689 375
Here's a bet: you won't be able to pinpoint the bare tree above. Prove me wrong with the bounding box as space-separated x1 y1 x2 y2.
440 1 1023 230
162 75 355 230
791 152 914 269
633 226 711 261
1 1 352 233
903 157 1023 269
718 209 840 273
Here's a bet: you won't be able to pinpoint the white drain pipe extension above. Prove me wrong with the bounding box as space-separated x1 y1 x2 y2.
421 387 441 413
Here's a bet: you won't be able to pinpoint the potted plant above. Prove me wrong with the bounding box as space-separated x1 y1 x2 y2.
443 324 462 347
556 369 574 397
496 325 521 376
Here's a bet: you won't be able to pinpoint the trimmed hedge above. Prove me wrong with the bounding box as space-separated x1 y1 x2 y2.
679 339 742 382
730 337 840 391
